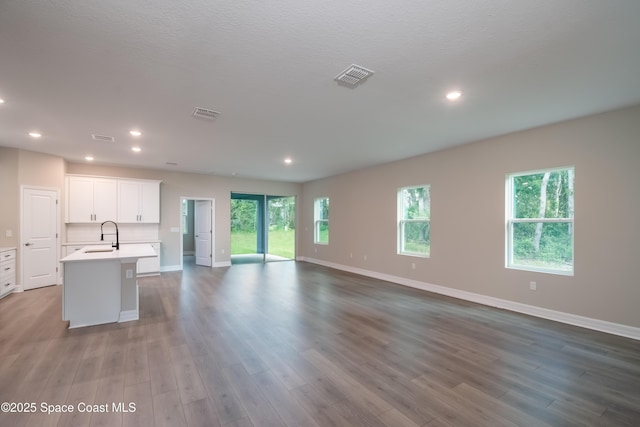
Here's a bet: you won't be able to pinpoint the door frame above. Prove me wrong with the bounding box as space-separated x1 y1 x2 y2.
179 196 215 270
19 185 61 292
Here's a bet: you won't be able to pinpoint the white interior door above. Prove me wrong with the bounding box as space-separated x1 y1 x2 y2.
195 200 212 266
22 188 58 290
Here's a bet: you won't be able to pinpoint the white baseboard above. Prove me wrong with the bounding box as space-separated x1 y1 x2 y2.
183 251 195 256
299 257 640 341
160 265 182 272
213 261 232 268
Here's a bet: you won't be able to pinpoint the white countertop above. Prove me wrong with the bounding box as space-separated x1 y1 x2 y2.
0 247 17 252
60 244 157 263
62 240 161 246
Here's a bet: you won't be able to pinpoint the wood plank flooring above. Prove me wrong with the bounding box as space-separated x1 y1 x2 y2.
1 260 640 426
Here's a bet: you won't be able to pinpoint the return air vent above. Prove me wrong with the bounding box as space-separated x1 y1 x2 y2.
334 64 375 87
192 107 221 121
91 134 115 143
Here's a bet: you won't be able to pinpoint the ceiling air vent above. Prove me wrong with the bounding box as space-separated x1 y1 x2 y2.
334 64 375 87
91 134 115 143
192 107 221 121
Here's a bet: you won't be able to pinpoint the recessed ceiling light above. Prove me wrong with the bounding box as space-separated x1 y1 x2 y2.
446 90 462 101
0 99 5 104
131 146 142 152
85 156 94 161
130 130 142 137
28 132 42 138
284 158 292 164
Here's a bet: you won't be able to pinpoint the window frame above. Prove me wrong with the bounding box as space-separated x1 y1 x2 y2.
397 184 430 258
314 197 329 245
506 166 575 276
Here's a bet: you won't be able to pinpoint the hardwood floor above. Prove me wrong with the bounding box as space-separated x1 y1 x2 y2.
1 261 639 426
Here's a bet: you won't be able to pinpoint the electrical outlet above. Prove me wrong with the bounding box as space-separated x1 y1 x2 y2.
411 263 416 270
349 252 353 259
363 255 367 261
126 269 133 279
5 230 12 238
530 281 537 291
314 247 317 253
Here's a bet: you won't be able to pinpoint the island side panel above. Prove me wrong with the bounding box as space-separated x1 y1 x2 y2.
63 260 121 328
119 262 139 322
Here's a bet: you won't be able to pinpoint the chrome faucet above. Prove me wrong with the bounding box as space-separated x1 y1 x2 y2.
100 220 120 250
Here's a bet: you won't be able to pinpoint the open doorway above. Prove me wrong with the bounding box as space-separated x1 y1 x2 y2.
230 193 295 264
180 197 214 269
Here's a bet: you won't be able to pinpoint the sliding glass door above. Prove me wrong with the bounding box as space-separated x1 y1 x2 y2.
230 193 295 264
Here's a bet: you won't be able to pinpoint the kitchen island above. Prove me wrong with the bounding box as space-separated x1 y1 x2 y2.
60 244 157 328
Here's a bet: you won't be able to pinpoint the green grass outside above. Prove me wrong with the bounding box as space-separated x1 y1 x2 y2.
403 241 430 256
231 229 296 259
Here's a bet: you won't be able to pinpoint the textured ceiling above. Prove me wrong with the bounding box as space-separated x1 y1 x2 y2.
1 0 640 182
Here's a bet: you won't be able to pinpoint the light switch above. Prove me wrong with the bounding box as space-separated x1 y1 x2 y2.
5 230 12 238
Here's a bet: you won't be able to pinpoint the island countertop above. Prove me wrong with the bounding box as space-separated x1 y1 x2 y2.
60 244 157 263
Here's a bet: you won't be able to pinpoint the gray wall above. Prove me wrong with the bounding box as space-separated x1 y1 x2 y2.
301 105 640 328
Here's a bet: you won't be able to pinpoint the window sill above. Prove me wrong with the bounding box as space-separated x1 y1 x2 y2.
398 252 429 259
507 264 573 276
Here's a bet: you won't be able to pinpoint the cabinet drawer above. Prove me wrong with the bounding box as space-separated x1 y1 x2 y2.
1 277 15 296
0 261 15 280
1 251 16 262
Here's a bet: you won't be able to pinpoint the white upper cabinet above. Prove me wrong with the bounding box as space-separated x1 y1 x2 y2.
66 175 160 224
67 176 117 223
117 179 160 223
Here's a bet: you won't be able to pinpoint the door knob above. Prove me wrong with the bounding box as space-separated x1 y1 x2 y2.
25 242 33 246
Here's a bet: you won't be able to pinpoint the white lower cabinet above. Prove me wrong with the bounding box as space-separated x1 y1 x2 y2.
134 243 160 276
0 248 17 298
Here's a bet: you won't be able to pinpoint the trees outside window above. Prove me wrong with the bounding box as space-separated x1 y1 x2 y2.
507 167 574 275
398 185 430 257
314 198 329 244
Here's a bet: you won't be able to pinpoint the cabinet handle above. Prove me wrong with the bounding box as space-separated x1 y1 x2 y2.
4 267 10 271
3 283 9 287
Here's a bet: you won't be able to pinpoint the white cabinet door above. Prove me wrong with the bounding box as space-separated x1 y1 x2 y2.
139 181 160 223
67 176 95 222
93 178 117 222
67 176 117 223
117 180 141 223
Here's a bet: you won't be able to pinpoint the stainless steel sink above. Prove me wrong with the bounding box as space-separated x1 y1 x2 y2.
84 248 114 253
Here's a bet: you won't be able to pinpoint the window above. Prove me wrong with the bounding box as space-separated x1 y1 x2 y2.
506 167 574 275
314 197 329 244
398 185 430 257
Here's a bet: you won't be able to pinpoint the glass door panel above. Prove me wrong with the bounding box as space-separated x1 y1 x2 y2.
267 196 295 261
